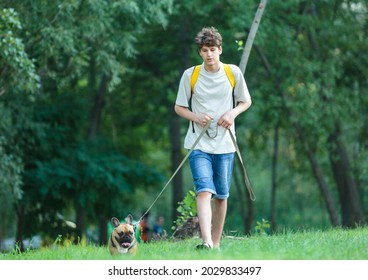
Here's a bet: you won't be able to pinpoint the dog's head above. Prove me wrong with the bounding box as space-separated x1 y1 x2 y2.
110 215 136 253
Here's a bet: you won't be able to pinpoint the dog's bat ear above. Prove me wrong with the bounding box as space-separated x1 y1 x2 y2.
111 217 120 228
126 214 133 225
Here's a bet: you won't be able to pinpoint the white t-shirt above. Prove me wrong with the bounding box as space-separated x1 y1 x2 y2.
175 62 251 154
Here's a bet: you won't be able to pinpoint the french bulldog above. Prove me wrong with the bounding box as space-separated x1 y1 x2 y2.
108 215 138 256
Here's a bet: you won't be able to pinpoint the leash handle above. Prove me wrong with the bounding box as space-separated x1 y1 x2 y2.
135 120 213 226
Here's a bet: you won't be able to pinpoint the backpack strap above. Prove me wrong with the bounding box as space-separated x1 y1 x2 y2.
189 65 201 133
224 64 235 89
190 65 201 93
224 64 236 108
189 64 236 132
191 64 235 93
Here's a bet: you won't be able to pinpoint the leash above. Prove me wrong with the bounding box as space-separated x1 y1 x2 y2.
135 120 212 226
229 129 256 201
135 120 256 225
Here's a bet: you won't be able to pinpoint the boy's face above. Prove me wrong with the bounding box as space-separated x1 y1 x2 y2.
199 45 222 69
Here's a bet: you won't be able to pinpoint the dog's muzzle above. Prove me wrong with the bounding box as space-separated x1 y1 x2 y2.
115 234 134 248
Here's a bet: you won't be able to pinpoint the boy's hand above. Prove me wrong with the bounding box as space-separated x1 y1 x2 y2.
218 111 235 129
196 114 213 128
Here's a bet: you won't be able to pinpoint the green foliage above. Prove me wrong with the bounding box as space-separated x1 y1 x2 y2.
235 39 244 51
254 219 270 236
0 104 23 200
0 8 39 94
0 0 173 242
14 93 165 239
6 0 173 92
238 0 368 228
172 189 197 231
0 100 26 240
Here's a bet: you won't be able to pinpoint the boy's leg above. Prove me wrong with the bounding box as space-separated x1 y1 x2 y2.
189 150 216 248
196 191 213 247
211 152 234 248
211 198 227 248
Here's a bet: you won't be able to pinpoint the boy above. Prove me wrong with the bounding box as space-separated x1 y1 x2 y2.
174 27 252 249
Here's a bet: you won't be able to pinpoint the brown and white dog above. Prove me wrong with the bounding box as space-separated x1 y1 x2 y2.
108 215 138 256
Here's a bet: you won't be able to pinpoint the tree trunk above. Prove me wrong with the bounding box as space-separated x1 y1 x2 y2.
170 107 184 223
270 125 279 232
75 202 86 244
328 122 365 227
74 73 109 244
98 215 108 245
88 74 109 139
92 74 109 245
299 123 340 226
15 204 26 252
239 0 268 74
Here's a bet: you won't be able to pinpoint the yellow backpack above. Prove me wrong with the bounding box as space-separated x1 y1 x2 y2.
188 64 236 133
190 64 236 108
190 64 235 92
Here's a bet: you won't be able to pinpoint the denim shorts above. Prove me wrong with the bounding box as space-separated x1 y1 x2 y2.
189 150 235 199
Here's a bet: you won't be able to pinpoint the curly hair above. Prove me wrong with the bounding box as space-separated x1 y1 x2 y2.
195 27 222 50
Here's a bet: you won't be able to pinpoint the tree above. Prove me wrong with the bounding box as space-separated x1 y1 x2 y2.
249 0 368 229
0 8 39 95
2 0 173 246
0 7 40 248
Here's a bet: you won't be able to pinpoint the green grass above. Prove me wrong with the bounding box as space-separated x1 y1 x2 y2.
1 227 367 260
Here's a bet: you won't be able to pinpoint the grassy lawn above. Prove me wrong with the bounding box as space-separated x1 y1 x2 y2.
1 227 367 260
